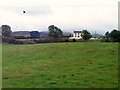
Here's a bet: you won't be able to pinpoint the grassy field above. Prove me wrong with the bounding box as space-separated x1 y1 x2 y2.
2 42 118 88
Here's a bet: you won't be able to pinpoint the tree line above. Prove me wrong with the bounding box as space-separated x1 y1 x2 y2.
0 25 92 40
0 24 120 42
104 30 120 42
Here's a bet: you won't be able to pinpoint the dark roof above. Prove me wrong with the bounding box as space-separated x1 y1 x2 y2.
74 31 82 33
11 31 30 36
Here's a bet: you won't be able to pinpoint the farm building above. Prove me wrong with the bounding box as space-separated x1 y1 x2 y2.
11 31 49 38
11 31 30 38
69 31 83 39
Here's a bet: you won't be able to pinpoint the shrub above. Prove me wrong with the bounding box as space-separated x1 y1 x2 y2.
22 40 35 44
65 39 69 42
2 37 24 44
72 39 76 42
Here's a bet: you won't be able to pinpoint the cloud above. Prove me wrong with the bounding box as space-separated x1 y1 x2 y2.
0 0 119 34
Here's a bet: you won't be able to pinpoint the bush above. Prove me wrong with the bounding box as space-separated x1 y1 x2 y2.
33 38 51 43
2 37 24 44
72 39 76 42
22 40 35 44
66 39 69 42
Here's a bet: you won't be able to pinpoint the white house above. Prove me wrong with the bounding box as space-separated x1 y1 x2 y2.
69 31 83 39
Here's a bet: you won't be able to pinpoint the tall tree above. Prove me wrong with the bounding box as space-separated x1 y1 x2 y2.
48 25 63 38
81 30 92 40
109 29 120 42
104 31 110 42
105 31 110 38
1 25 12 37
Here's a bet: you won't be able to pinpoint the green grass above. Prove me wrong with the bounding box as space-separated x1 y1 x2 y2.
2 42 118 88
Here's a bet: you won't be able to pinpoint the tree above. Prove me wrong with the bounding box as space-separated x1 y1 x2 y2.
104 29 120 42
81 30 92 40
30 31 40 38
105 31 109 38
117 30 120 42
109 29 120 42
104 31 110 42
1 25 12 37
48 25 63 38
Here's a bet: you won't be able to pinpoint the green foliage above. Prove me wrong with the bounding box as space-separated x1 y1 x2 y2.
109 29 120 42
48 25 63 38
105 31 110 38
1 25 12 37
104 29 120 42
104 31 110 42
81 30 92 40
2 42 118 88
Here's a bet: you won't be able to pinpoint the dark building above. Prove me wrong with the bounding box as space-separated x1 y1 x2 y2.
39 31 48 38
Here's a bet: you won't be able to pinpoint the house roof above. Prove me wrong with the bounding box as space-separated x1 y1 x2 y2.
11 31 30 36
74 31 82 33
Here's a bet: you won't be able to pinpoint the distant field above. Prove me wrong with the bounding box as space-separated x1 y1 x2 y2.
2 42 118 88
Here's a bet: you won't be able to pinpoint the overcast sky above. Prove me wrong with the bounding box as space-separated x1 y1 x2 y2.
0 0 119 35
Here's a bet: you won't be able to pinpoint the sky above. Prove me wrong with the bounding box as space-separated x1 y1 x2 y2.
0 0 119 35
